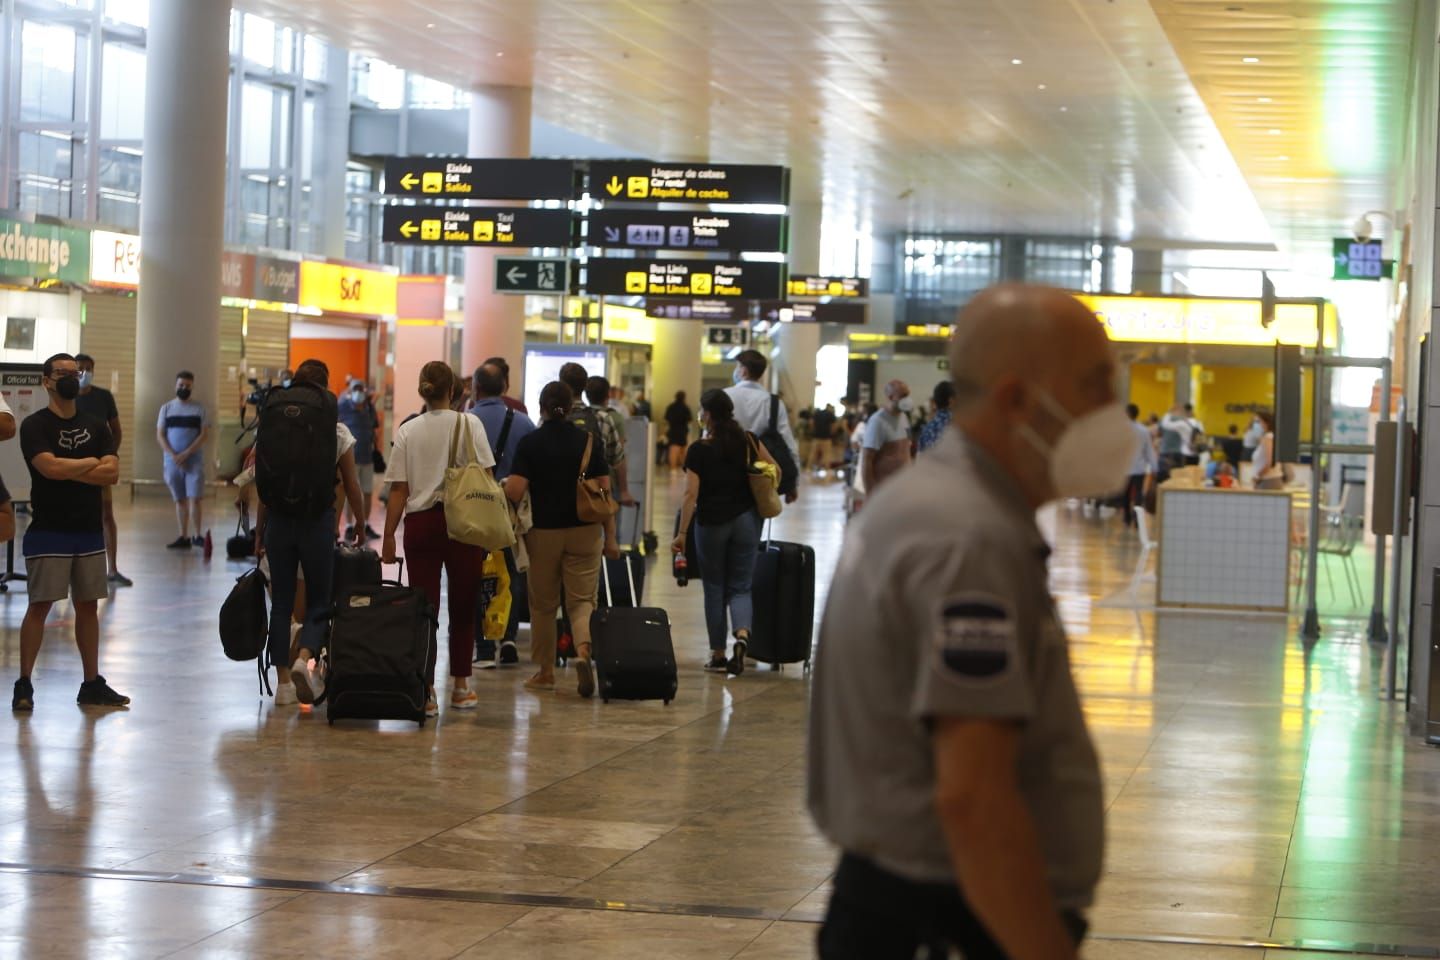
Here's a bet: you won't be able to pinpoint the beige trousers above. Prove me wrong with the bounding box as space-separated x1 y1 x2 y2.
524 524 603 668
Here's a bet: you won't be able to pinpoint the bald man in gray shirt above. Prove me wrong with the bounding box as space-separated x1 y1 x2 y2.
809 284 1139 959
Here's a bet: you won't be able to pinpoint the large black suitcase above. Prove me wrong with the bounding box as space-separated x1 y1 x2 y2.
749 540 816 670
590 560 677 704
326 565 435 727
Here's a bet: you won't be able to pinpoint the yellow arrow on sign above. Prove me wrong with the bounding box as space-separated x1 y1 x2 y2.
400 172 420 190
400 220 419 238
605 176 623 196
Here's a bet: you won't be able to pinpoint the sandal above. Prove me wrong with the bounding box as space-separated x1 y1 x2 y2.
524 674 555 691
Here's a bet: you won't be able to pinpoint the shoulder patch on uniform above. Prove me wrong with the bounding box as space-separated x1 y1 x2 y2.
934 593 1018 681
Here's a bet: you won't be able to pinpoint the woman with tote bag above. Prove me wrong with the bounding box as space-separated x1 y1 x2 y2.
382 361 496 714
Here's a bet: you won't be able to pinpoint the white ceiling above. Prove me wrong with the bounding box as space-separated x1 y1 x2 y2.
234 0 1416 253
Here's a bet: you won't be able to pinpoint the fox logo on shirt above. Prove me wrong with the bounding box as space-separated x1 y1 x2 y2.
58 427 92 451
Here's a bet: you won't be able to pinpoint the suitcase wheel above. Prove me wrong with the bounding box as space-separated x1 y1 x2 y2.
602 697 609 704
327 716 335 726
417 719 425 729
663 699 671 706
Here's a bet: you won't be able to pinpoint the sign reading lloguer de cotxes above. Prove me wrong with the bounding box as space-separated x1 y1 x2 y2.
589 162 789 205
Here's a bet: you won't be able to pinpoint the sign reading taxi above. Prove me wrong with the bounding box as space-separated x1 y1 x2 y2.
586 258 785 300
381 206 574 247
787 275 868 299
589 210 787 253
299 261 399 316
588 162 789 205
382 157 575 201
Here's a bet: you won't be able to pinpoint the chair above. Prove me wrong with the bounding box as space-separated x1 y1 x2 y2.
1132 506 1156 599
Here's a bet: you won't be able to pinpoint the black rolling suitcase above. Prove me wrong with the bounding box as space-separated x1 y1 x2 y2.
750 538 816 671
590 558 677 704
597 503 645 609
326 561 436 727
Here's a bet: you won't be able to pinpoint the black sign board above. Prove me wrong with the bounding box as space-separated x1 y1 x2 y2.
787 275 869 299
494 257 571 295
589 210 787 253
589 162 789 205
760 300 868 325
646 299 745 322
707 326 749 347
382 206 574 247
382 157 576 200
587 259 784 300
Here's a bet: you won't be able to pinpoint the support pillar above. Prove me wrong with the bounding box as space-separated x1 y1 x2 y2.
461 86 530 388
652 318 703 439
1132 248 1166 295
134 0 230 483
773 184 821 411
318 46 352 260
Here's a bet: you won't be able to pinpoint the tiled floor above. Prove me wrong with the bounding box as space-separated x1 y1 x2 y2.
0 474 1431 958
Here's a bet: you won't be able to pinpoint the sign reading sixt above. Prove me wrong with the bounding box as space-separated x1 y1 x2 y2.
589 162 789 205
382 157 576 200
382 206 575 247
587 259 785 300
589 210 787 253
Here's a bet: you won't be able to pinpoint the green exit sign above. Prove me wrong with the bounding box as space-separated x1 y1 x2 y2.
1333 238 1393 281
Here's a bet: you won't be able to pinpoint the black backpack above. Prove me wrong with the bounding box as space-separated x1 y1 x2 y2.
568 405 604 454
761 395 800 497
255 382 338 519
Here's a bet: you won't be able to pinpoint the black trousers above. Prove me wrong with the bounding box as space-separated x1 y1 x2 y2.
1122 474 1146 526
818 855 1086 960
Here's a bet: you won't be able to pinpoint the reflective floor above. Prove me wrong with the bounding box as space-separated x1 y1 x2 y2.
0 476 1432 958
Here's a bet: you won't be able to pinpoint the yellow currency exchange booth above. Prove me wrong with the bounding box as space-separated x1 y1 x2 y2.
1077 294 1338 442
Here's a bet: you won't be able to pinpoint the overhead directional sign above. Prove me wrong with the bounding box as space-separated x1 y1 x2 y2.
646 299 745 322
383 206 574 247
707 326 749 347
587 259 785 300
1332 238 1392 281
787 274 869 299
760 301 868 325
383 157 576 200
589 210 787 253
494 256 571 295
588 162 789 205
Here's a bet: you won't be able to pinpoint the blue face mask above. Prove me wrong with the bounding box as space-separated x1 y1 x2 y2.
732 368 743 385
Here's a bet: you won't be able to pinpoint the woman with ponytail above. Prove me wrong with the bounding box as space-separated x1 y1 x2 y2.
672 388 776 675
381 361 496 715
504 381 620 696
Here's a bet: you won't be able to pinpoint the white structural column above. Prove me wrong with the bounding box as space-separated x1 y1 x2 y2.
133 0 231 482
461 86 531 385
651 319 704 437
772 184 821 411
318 47 352 260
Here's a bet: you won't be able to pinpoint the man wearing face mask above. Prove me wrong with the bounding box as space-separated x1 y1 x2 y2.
725 349 800 503
13 353 127 711
337 378 381 540
74 354 130 586
860 379 916 495
155 370 212 550
808 285 1135 959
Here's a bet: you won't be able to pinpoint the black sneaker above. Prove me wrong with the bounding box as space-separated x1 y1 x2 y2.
108 572 133 588
166 537 191 550
76 676 130 708
704 654 728 673
364 525 382 540
499 641 519 665
191 536 205 547
12 677 33 712
344 525 356 541
728 637 748 676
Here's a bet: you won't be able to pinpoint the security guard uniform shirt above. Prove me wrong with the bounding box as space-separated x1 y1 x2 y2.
807 429 1103 910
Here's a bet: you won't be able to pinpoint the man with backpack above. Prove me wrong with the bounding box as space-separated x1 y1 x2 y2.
726 349 801 503
254 359 366 705
559 362 633 506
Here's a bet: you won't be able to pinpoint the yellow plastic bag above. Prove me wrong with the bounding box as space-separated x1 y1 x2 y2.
480 551 512 641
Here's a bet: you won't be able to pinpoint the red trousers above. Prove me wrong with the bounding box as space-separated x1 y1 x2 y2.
402 506 484 680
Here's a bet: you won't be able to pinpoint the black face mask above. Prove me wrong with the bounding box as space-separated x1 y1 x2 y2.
176 387 192 401
54 376 79 400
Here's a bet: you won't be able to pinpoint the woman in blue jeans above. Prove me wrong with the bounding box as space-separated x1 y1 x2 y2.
672 389 777 675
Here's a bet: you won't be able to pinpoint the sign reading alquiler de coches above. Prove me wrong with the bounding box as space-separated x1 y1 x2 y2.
589 162 790 205
0 218 88 285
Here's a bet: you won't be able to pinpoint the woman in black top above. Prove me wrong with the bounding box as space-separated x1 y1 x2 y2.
672 389 776 675
504 381 620 697
664 391 692 472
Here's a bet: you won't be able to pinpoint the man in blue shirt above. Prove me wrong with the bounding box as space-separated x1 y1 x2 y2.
338 378 381 540
155 370 211 549
470 360 536 668
1124 403 1158 526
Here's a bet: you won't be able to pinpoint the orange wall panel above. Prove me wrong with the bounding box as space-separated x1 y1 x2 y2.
290 338 369 389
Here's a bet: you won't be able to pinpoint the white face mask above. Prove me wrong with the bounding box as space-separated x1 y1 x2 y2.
896 396 915 414
1019 388 1137 499
77 371 93 389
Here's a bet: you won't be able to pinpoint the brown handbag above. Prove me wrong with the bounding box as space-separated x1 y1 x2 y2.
576 432 617 524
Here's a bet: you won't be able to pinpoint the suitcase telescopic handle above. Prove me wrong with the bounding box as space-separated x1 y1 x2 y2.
381 557 405 585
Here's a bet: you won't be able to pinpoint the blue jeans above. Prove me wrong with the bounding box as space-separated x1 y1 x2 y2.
695 509 760 652
265 508 335 671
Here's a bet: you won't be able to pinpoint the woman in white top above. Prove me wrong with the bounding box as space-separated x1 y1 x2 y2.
382 361 495 714
1252 409 1284 489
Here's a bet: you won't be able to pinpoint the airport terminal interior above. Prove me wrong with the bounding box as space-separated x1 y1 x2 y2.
2 0 1440 956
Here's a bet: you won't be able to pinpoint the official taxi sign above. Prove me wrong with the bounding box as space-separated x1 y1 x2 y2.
588 162 789 205
382 206 574 247
494 257 571 295
590 210 787 253
787 275 869 299
382 157 576 200
586 259 785 300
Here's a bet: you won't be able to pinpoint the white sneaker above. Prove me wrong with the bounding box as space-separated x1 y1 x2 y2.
274 682 297 706
477 655 499 671
290 658 324 704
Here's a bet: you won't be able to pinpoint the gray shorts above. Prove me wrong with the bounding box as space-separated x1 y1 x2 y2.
27 552 108 604
356 462 375 495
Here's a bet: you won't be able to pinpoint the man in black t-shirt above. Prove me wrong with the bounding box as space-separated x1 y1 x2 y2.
12 353 128 712
74 353 130 587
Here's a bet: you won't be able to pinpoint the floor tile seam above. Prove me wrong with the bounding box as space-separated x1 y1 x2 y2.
1088 930 1439 957
151 887 310 959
